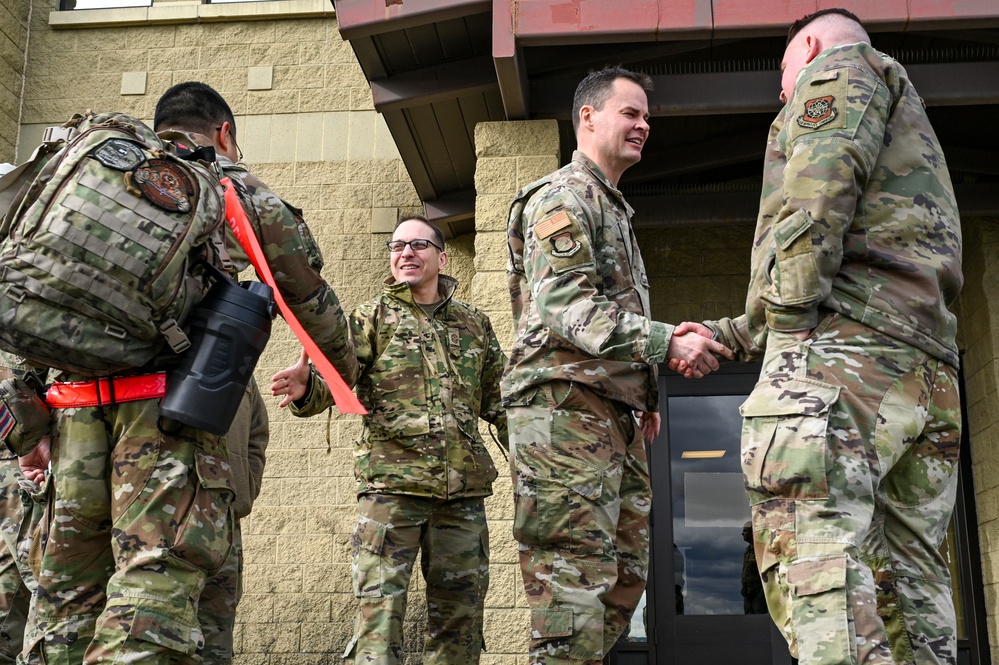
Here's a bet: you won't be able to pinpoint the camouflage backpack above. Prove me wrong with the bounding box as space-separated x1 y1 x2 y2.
0 111 228 376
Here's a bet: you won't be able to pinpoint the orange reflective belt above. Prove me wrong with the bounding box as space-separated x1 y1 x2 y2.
46 373 168 408
220 177 366 415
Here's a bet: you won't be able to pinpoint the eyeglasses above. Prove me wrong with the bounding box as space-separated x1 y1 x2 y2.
215 125 244 162
386 238 443 253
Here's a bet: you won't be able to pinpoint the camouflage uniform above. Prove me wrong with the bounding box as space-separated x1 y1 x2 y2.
504 151 670 664
197 379 268 665
0 356 46 664
707 43 963 665
291 275 508 665
21 138 356 664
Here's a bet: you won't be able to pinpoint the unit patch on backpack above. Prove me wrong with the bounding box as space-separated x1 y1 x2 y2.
133 159 194 213
0 112 227 376
94 138 144 171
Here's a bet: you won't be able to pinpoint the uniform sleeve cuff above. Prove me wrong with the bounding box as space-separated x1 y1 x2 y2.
644 321 672 365
765 308 819 333
289 366 331 417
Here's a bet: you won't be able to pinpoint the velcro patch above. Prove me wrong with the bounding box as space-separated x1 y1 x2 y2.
797 96 838 130
0 402 15 442
535 211 571 239
550 231 582 258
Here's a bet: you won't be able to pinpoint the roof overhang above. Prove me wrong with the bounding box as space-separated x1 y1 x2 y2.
334 0 999 231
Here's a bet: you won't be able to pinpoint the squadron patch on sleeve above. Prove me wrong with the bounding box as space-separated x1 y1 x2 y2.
550 231 582 258
797 96 838 130
534 208 593 274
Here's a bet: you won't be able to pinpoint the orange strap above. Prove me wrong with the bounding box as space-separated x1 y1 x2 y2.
46 373 167 408
220 177 366 415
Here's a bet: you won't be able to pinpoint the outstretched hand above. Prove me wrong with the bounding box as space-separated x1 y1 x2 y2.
666 322 734 379
271 348 311 408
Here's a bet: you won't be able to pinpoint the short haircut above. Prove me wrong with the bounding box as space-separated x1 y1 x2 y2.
787 7 864 45
396 215 445 250
154 82 237 136
572 66 653 134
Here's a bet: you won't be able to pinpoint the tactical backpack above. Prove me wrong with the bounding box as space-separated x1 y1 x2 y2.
0 112 228 376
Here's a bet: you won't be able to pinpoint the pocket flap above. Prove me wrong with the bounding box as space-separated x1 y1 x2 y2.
519 447 604 501
353 517 386 555
773 209 813 251
786 555 847 596
740 379 841 418
531 608 573 639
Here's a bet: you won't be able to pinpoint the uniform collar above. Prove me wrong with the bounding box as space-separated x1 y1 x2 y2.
383 274 459 310
572 150 635 217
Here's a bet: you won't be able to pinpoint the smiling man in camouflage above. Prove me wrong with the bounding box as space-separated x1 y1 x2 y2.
273 215 508 665
679 9 964 665
504 66 733 665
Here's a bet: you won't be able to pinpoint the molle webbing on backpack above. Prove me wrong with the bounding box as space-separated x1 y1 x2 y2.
0 112 226 376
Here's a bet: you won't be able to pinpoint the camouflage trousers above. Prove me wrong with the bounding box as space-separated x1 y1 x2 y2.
741 312 961 665
0 458 43 664
196 519 243 665
24 398 235 665
508 381 651 665
344 493 489 665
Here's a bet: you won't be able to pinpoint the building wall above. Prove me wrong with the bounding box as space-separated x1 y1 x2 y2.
0 0 29 163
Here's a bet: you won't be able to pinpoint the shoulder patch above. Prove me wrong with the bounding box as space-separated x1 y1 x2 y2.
797 96 838 130
536 211 572 240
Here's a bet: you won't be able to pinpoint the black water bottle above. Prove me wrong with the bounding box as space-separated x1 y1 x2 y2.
160 277 276 435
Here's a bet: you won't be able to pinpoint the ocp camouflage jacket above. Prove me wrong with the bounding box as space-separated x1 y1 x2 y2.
503 151 671 413
176 134 358 387
709 43 962 367
292 275 508 499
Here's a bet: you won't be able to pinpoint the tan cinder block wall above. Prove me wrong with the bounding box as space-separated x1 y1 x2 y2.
0 0 28 163
956 218 999 662
471 119 561 662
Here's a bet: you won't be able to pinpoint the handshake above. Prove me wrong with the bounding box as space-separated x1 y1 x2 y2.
666 321 734 378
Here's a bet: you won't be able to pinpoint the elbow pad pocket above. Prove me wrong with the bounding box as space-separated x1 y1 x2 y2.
773 209 820 306
0 378 50 456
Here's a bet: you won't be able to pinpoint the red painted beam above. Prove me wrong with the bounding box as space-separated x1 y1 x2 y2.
335 0 489 40
510 0 999 45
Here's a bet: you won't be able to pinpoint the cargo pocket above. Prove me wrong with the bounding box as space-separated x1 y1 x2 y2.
512 445 604 556
125 604 200 657
773 209 820 306
787 555 852 665
740 378 841 505
531 608 573 640
171 448 235 575
352 518 387 598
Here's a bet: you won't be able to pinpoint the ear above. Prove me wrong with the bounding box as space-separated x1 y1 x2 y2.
804 34 822 64
438 250 448 270
579 105 594 130
216 120 234 153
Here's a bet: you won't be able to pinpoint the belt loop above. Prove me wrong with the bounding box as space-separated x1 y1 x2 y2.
107 377 116 407
95 378 104 408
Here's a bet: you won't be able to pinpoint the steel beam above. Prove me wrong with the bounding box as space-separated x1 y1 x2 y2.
628 182 999 228
424 190 476 226
531 62 999 118
370 55 497 113
493 0 530 119
334 0 490 40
